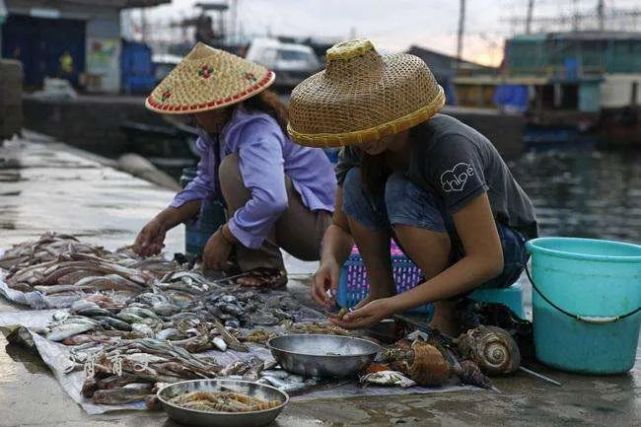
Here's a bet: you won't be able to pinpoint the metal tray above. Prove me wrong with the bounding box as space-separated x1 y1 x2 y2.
157 379 288 427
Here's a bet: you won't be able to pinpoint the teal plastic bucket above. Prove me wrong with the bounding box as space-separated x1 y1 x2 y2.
526 237 641 374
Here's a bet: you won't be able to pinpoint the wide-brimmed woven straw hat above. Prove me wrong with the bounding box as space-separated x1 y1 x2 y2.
288 39 445 147
145 42 275 114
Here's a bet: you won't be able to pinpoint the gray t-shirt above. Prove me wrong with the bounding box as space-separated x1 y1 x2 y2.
336 114 538 238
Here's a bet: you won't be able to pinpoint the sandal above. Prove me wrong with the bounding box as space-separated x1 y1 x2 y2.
234 267 288 289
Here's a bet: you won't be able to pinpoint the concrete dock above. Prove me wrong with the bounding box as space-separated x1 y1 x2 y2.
0 134 639 426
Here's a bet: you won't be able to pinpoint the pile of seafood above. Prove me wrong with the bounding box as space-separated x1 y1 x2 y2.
42 285 330 347
168 390 281 412
1 233 186 297
1 232 524 412
362 326 521 389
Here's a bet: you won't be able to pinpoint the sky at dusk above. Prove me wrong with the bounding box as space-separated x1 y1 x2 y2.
132 0 641 66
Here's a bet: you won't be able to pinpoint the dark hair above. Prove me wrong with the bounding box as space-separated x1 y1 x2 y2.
360 150 392 196
242 90 289 133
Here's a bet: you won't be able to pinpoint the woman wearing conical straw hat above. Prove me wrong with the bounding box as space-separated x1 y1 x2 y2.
288 40 538 334
133 42 336 287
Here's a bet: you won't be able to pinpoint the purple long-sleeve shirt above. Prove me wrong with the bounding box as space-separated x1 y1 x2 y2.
170 106 336 249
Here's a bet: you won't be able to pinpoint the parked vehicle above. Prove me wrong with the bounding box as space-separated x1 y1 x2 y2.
245 38 321 90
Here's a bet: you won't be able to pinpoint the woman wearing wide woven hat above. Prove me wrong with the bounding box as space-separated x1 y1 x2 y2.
289 39 538 334
133 42 336 287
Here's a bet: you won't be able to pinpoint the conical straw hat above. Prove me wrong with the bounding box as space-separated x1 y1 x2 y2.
146 42 275 114
288 39 445 147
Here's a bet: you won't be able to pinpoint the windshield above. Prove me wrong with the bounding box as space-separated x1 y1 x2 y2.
277 50 313 61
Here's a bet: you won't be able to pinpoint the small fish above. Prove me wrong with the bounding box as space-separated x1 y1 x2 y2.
242 358 266 381
132 323 155 338
76 307 113 318
360 370 416 388
261 369 290 379
124 307 159 320
46 321 96 341
214 320 248 352
91 384 153 404
212 337 227 352
216 301 245 317
248 311 279 326
118 312 146 324
220 361 250 377
221 295 237 304
52 310 70 322
125 353 168 365
225 319 241 329
152 302 178 316
95 316 133 331
156 328 183 341
70 300 99 313
259 374 312 393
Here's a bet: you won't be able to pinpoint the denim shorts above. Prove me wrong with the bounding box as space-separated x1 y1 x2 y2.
342 168 529 290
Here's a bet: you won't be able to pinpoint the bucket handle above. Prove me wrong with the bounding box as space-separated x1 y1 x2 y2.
525 266 641 324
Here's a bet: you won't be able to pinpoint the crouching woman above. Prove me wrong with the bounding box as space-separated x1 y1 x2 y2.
287 40 537 334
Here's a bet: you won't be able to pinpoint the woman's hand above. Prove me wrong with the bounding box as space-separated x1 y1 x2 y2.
133 217 168 257
133 204 201 257
329 297 398 330
311 258 341 307
202 228 234 271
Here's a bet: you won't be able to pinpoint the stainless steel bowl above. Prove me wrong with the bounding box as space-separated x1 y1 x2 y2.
157 379 288 427
267 334 380 378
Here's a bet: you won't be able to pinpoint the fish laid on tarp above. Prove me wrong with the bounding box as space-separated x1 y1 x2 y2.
258 371 320 393
46 317 98 342
92 383 154 404
360 370 416 388
0 233 183 296
0 233 104 271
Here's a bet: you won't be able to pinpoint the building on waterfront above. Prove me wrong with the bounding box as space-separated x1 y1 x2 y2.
0 0 168 93
455 31 641 111
505 31 641 112
453 31 641 145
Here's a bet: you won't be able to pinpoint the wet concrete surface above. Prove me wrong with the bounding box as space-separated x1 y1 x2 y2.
0 135 640 426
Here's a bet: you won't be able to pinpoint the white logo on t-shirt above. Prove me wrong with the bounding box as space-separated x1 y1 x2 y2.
440 162 475 192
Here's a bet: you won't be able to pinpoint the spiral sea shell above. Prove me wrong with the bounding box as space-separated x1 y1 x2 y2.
455 326 520 376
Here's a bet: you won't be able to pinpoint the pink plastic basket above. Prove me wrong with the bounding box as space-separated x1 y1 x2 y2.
336 241 434 315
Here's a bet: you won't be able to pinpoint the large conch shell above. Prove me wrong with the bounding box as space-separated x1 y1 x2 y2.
455 326 520 376
380 340 450 387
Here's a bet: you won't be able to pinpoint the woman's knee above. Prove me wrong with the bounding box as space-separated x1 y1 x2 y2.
342 167 364 199
384 172 449 233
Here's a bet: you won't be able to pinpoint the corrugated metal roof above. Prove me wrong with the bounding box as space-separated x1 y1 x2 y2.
511 30 641 42
406 45 496 79
511 33 547 42
453 76 548 85
552 31 641 41
59 0 171 8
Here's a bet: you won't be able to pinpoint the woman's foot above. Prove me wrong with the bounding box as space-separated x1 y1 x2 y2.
429 300 461 337
235 267 287 289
